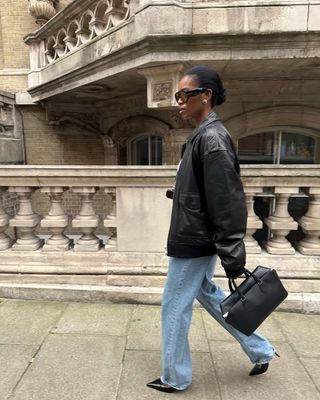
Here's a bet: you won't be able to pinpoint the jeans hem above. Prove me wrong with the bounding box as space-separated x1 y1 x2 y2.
251 349 277 365
160 376 189 391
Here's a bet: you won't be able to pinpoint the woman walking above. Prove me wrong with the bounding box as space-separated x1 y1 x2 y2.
147 66 279 393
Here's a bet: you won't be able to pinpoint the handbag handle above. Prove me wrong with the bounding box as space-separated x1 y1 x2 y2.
228 268 263 302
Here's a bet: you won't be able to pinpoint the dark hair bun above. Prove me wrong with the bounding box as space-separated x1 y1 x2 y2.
216 88 226 105
184 65 226 107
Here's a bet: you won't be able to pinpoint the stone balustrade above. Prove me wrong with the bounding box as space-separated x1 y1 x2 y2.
0 165 319 256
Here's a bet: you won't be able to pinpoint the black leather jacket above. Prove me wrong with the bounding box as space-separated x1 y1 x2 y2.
166 111 247 278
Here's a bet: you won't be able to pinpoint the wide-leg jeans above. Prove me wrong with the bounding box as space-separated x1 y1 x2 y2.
161 255 276 390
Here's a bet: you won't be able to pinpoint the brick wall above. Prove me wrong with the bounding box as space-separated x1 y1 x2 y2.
21 107 105 165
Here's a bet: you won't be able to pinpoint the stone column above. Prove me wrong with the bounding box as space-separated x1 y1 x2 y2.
297 187 320 255
104 188 117 251
264 187 299 254
243 187 263 254
9 187 43 251
71 187 102 252
40 187 72 251
0 191 13 250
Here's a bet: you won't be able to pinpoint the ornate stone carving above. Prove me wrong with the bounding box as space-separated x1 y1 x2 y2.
28 0 58 26
139 64 184 108
40 0 131 64
152 82 172 102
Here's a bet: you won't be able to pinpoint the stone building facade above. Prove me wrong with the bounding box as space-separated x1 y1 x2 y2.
0 0 319 307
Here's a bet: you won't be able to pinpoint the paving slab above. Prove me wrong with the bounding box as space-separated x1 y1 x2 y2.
202 310 286 342
117 350 220 400
274 312 320 357
9 333 126 400
52 303 133 336
299 357 320 392
208 341 320 400
0 299 66 345
127 305 209 352
0 344 38 399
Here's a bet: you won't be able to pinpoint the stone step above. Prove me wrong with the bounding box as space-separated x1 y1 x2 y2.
0 282 319 314
0 273 319 293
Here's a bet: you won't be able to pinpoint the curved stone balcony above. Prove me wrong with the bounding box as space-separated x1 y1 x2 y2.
23 0 320 101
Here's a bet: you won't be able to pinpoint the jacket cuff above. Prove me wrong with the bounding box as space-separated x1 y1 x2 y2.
225 267 246 279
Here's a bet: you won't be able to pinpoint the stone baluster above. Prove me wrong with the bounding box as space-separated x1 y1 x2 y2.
297 187 320 255
71 187 102 251
0 190 13 250
243 187 263 254
9 187 43 250
264 187 299 254
104 188 117 251
40 187 72 251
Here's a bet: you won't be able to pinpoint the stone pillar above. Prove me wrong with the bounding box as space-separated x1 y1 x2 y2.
40 187 72 251
9 187 43 251
264 188 299 254
72 187 102 252
244 187 263 254
104 188 117 251
297 187 320 255
0 191 13 250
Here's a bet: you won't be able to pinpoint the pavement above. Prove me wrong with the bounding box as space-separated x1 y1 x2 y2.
0 298 319 400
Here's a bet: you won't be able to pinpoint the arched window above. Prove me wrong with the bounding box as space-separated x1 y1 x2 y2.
129 135 163 165
237 130 318 164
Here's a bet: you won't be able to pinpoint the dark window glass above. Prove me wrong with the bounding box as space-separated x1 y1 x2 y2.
238 132 275 164
134 137 149 165
150 136 162 165
131 135 162 165
280 132 315 164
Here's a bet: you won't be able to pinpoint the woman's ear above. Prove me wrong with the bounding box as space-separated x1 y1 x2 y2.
206 88 213 103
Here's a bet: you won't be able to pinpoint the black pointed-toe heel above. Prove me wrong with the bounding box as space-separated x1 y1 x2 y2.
249 352 280 376
146 378 178 393
249 362 269 376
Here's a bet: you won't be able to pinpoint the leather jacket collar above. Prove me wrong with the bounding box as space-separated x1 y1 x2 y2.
187 111 221 143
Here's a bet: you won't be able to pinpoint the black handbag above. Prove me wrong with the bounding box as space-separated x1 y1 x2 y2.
220 265 288 336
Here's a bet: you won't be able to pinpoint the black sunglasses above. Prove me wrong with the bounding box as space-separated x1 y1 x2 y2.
174 87 208 104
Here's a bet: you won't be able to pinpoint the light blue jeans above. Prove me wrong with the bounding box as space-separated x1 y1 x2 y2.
161 255 276 390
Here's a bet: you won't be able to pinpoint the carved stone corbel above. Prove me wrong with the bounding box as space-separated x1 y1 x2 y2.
138 64 185 108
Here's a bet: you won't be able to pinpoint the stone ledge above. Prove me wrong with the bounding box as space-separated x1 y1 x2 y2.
0 283 319 314
0 250 318 278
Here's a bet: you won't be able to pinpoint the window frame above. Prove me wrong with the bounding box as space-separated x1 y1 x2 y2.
236 127 319 165
127 133 163 166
